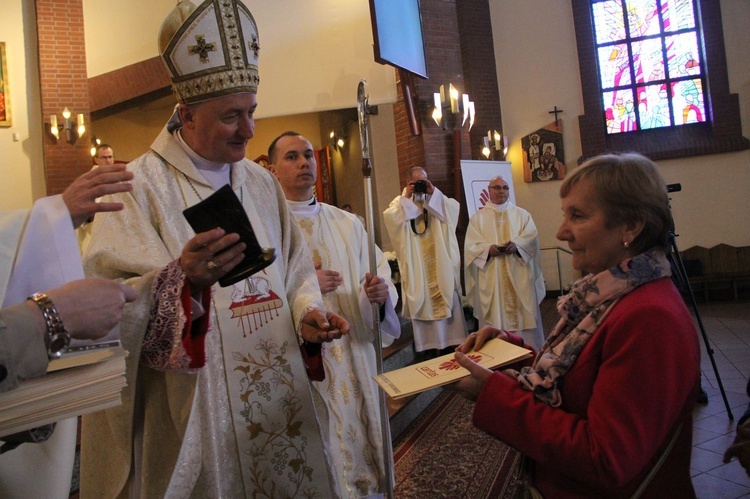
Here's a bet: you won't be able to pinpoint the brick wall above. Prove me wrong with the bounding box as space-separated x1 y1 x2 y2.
390 0 502 241
391 0 502 193
36 0 92 195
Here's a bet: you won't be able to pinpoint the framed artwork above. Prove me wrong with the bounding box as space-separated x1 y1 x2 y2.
522 121 566 183
0 43 9 127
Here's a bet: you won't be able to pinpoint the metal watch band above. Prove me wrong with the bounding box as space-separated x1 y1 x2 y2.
28 292 70 359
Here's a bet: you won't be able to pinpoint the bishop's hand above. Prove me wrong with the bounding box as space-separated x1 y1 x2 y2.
300 308 350 343
180 228 246 291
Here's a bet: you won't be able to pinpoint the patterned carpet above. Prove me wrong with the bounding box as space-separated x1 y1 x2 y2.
391 297 563 498
393 389 521 498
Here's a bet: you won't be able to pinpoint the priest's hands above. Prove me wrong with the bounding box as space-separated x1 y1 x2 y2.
455 326 508 354
316 262 343 294
180 228 246 291
503 241 518 255
405 179 435 198
453 351 493 401
300 308 350 343
364 272 389 305
491 242 517 257
62 164 134 228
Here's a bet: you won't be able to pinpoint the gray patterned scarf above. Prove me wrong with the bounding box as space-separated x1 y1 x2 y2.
510 249 672 406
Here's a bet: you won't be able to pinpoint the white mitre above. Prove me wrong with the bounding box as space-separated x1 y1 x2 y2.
158 0 260 104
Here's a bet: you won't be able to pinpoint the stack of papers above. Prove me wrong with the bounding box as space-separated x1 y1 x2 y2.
374 338 532 400
0 345 128 437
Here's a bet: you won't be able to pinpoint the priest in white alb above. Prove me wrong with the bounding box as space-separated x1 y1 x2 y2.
383 167 466 358
268 131 400 498
465 176 545 349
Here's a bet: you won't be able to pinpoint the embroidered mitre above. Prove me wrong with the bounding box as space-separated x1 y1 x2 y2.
158 0 260 104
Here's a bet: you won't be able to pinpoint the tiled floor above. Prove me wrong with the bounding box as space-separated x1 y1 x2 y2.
689 299 750 498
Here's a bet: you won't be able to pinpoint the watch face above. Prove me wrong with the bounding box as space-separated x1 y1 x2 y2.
48 333 70 358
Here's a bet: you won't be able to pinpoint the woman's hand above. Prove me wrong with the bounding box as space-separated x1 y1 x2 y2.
452 351 493 401
300 308 350 343
455 325 508 354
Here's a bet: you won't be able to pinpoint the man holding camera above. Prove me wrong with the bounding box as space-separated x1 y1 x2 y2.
383 167 467 359
464 176 545 349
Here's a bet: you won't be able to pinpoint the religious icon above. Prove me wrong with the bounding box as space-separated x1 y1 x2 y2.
522 121 566 183
0 43 11 127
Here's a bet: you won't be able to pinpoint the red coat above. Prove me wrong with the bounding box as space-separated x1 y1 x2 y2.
473 277 699 498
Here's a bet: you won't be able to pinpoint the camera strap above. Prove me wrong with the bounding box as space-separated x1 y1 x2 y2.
410 208 429 235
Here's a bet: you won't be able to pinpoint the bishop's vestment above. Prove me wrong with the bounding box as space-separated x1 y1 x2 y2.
81 115 337 498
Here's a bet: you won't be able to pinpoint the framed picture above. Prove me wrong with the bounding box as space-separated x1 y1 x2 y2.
0 42 10 127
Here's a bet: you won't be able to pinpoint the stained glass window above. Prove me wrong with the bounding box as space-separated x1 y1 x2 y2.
591 0 707 134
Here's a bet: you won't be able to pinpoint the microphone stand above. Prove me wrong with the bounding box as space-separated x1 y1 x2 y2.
357 79 395 498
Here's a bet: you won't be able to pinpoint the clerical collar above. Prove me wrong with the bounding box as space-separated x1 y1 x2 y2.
173 129 231 190
485 200 511 212
286 196 320 219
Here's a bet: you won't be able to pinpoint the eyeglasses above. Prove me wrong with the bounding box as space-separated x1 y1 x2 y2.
488 185 510 190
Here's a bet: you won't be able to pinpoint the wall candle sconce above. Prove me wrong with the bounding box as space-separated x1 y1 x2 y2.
329 129 346 150
46 107 85 144
432 83 475 130
90 136 102 157
481 129 509 159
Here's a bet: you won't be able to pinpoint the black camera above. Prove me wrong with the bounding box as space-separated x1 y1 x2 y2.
413 179 428 194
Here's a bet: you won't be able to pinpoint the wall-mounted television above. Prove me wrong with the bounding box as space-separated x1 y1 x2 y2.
368 0 428 79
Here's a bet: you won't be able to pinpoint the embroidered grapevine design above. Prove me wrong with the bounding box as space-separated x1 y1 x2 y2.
232 339 321 498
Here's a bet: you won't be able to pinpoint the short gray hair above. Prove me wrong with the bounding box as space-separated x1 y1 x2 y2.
560 153 673 254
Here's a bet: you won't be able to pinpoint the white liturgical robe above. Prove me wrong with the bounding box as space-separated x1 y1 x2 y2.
287 198 400 498
465 201 545 349
0 196 83 499
383 187 466 351
81 113 337 498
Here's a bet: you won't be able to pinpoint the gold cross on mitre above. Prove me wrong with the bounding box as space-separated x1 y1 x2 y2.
249 35 260 58
189 35 216 63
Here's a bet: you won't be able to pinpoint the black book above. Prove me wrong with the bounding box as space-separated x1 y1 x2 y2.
183 184 277 287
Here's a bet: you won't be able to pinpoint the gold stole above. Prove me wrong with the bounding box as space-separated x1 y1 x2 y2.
494 209 522 328
416 199 447 319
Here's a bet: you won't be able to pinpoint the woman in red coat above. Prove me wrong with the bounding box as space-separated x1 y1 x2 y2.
454 153 699 498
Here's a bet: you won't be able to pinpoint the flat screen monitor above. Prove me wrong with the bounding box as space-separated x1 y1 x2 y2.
369 0 428 79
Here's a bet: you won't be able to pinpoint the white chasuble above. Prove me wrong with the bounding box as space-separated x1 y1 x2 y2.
166 181 335 498
291 202 393 498
382 189 462 322
465 202 545 348
80 121 336 498
383 189 466 351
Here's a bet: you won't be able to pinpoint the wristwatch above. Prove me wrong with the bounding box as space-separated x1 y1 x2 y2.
28 292 71 359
